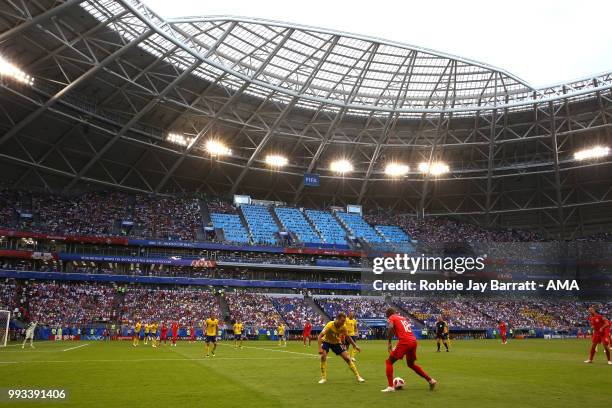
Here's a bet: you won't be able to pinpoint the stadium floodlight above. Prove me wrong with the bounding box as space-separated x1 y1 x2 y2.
205 140 231 156
573 146 609 161
166 132 193 147
418 161 450 176
265 154 288 168
385 162 409 177
0 55 34 85
330 159 353 174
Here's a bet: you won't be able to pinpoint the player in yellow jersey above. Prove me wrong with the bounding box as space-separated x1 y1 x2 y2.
151 322 159 348
143 323 150 345
133 320 142 347
277 323 287 347
344 312 358 361
204 313 219 357
317 312 364 384
233 320 244 349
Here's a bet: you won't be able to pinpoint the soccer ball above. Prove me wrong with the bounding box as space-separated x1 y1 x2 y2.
392 377 405 390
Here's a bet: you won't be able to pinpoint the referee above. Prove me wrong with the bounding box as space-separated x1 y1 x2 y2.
435 316 450 352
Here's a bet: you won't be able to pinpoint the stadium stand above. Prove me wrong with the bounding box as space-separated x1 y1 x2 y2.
315 296 389 319
269 296 327 328
336 212 384 243
240 205 280 245
274 207 322 244
305 210 348 245
210 213 250 243
225 292 282 328
120 287 220 325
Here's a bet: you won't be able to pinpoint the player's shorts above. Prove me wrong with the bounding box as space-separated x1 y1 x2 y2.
234 334 243 340
139 333 144 340
390 341 418 363
435 333 448 340
205 335 217 343
343 335 357 345
592 332 611 345
322 342 345 355
303 332 311 337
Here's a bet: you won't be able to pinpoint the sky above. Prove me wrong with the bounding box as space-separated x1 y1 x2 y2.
142 0 612 87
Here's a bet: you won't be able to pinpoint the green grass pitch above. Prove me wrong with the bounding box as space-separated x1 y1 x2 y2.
1 339 611 407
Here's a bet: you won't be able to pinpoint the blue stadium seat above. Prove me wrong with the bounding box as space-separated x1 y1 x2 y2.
274 207 322 244
240 204 279 245
210 213 249 243
336 212 383 243
304 210 348 245
375 225 411 243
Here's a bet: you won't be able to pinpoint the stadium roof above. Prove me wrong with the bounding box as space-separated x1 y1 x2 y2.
0 0 611 237
82 0 610 115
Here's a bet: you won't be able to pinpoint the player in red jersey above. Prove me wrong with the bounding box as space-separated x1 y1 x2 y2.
381 308 437 393
160 322 168 345
303 321 312 347
190 324 196 343
498 320 508 344
584 306 611 365
171 321 179 347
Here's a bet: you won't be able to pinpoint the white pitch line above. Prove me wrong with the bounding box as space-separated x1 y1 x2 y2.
0 356 314 364
62 343 90 352
216 343 319 358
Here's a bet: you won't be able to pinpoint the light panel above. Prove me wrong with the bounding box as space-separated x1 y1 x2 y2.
0 55 34 85
385 163 409 177
166 132 193 146
330 159 353 174
418 161 450 176
206 140 231 156
265 154 288 168
574 146 609 161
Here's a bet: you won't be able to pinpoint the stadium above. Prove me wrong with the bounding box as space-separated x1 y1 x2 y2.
0 0 611 407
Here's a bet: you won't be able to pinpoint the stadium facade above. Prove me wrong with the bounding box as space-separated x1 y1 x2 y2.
0 0 611 238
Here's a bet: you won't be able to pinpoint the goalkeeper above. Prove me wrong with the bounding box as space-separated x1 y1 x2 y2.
22 321 37 349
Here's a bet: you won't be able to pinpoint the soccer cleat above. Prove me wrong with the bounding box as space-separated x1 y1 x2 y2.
429 379 438 391
206 354 210 358
357 377 365 383
318 378 327 384
350 357 356 362
380 386 395 393
584 360 593 363
608 361 612 365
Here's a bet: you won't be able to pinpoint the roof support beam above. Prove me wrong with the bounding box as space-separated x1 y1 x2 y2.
153 27 296 193
0 0 81 43
229 36 342 195
0 30 153 148
63 22 239 191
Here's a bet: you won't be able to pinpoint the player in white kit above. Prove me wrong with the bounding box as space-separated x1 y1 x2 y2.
22 322 37 349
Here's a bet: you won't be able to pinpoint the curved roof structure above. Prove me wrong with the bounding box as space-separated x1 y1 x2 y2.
82 0 610 114
0 0 611 237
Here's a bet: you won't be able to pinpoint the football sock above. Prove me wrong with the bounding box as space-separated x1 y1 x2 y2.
444 342 449 351
605 348 611 362
437 343 440 351
348 361 360 378
589 344 596 360
385 359 394 386
408 363 431 382
320 360 327 379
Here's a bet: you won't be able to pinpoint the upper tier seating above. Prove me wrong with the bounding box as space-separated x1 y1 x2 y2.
375 225 411 243
210 213 249 243
240 205 279 245
274 207 322 244
336 212 383 243
305 210 348 245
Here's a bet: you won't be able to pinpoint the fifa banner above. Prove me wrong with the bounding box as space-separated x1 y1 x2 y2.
304 173 320 187
360 242 612 299
58 253 216 267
